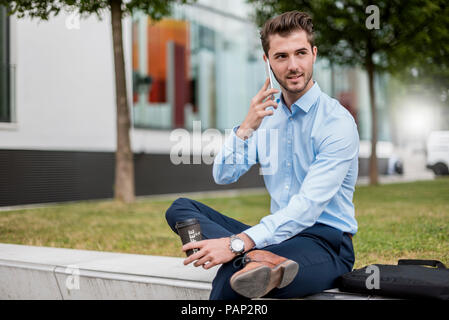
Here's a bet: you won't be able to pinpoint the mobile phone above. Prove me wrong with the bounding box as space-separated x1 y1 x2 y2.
265 58 274 90
265 59 276 114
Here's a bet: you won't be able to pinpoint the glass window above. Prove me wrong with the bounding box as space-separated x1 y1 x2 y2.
0 5 11 123
131 4 266 131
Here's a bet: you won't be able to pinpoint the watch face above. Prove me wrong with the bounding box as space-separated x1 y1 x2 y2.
232 239 244 252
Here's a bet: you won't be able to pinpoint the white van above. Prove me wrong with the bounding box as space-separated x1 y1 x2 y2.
426 131 449 175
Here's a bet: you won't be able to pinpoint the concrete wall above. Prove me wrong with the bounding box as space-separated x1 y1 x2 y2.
0 243 217 300
0 243 392 300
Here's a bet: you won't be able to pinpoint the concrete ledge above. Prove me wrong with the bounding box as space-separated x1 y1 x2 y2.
0 243 217 299
0 259 62 299
0 243 393 300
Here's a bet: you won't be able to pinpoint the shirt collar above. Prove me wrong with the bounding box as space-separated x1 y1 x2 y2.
276 81 321 114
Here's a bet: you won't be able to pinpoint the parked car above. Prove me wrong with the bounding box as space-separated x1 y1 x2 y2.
358 140 404 176
426 131 449 175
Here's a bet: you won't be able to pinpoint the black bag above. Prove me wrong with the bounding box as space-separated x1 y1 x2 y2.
338 259 449 300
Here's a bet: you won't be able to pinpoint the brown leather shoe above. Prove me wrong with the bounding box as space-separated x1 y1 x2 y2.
229 250 299 298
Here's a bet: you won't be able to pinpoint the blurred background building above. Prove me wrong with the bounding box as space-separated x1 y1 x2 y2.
0 0 445 206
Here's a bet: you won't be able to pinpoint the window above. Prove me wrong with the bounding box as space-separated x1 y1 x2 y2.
0 5 11 123
131 4 266 131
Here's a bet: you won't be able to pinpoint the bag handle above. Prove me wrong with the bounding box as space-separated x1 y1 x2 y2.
398 259 447 269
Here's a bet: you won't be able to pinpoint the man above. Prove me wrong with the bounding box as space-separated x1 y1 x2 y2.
166 11 359 300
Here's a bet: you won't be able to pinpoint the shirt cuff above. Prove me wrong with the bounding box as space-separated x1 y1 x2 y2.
223 125 254 155
243 223 272 249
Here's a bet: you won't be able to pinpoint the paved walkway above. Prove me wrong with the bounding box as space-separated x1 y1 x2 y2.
358 148 435 186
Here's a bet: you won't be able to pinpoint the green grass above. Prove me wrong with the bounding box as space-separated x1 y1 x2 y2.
1 178 448 269
352 177 449 267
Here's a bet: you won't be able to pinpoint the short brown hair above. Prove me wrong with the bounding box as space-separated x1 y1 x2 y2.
260 11 315 57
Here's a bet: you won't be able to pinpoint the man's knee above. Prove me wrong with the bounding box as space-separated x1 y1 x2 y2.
165 197 193 228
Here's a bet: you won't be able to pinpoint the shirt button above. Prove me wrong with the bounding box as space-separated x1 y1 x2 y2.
285 185 289 190
287 162 291 167
289 117 293 120
288 140 291 144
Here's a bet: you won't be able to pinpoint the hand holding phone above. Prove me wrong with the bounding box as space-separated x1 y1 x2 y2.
236 78 279 140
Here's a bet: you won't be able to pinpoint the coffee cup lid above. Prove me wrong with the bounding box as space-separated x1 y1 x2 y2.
175 218 199 229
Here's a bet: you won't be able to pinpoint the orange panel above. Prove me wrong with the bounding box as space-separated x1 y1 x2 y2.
146 18 190 103
132 22 139 71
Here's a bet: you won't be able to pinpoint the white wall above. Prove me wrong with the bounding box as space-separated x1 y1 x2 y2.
2 11 112 151
0 10 185 154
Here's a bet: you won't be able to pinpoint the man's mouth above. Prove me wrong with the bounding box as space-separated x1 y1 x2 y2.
287 74 303 80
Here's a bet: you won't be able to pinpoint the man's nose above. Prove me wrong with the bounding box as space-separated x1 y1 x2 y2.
287 56 300 71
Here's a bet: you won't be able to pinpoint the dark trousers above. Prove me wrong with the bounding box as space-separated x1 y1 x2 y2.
165 197 355 300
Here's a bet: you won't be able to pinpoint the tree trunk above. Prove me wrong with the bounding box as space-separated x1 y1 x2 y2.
366 55 379 185
110 0 135 203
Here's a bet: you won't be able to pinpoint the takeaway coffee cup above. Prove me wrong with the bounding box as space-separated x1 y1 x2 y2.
175 218 202 257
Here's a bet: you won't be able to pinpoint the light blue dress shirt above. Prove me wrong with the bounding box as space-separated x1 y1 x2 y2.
213 81 359 249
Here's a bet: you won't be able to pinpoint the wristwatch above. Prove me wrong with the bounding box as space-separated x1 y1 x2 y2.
229 234 245 255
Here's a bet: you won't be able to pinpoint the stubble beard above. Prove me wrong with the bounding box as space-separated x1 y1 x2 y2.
273 69 313 96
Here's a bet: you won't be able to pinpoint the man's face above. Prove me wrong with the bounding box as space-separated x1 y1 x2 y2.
265 30 317 96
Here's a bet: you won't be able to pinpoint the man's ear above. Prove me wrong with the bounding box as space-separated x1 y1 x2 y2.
263 54 267 62
312 46 318 64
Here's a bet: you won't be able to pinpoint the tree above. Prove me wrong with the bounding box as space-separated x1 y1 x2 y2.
1 0 192 202
247 0 449 185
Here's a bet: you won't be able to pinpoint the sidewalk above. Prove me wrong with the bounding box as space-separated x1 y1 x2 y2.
356 171 434 186
357 148 435 186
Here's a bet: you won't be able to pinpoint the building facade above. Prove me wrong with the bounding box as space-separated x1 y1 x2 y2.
0 1 392 206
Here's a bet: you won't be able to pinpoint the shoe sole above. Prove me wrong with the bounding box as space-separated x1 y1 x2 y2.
230 260 299 298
